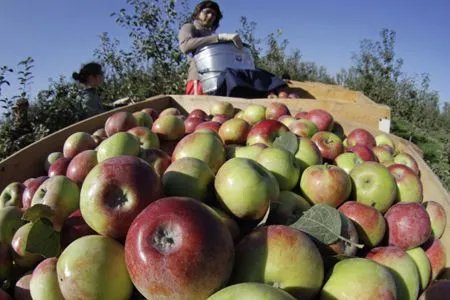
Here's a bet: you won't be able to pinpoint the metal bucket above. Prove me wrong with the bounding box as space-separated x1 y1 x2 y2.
194 42 255 94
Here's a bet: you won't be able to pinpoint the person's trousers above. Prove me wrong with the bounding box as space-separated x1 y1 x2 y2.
185 80 204 95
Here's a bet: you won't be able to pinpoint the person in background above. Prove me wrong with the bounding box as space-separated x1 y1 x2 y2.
72 62 131 119
178 0 243 95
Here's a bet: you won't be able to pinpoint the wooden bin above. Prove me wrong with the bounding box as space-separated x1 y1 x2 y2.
0 94 448 279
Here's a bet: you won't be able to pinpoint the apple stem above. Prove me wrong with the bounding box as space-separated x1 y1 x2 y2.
339 236 365 249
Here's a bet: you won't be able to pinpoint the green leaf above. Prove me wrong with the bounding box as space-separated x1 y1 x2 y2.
291 204 342 244
22 204 55 223
25 219 60 258
273 132 298 155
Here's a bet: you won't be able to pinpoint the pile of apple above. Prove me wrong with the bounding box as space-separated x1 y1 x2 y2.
0 100 448 300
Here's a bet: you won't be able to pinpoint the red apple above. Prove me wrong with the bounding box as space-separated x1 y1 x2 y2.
62 132 97 159
188 109 208 120
246 120 289 146
419 280 450 300
80 155 162 240
388 163 423 203
104 111 137 137
45 152 64 172
300 164 351 207
66 149 98 186
311 131 344 161
265 102 290 120
60 209 97 250
22 176 48 210
14 273 32 300
345 144 377 161
211 114 232 124
184 117 205 134
124 197 234 300
152 115 185 141
141 108 159 121
423 238 447 280
127 126 160 149
267 92 278 99
288 92 299 99
138 148 172 177
218 119 251 145
48 157 71 177
346 128 376 148
394 152 420 175
0 288 12 300
295 111 309 119
305 109 334 131
385 202 431 250
11 223 43 268
424 201 447 238
338 201 386 248
288 119 318 138
195 121 222 134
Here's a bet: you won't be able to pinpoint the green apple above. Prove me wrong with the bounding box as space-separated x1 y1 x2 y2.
210 101 234 117
31 176 80 231
243 104 266 125
268 191 311 225
133 111 153 127
14 273 32 300
320 258 397 299
11 222 43 269
367 246 420 300
334 152 364 174
288 119 318 138
375 133 396 153
208 282 296 300
294 137 322 171
388 163 423 203
0 182 25 209
152 115 186 141
62 132 97 159
257 147 300 190
172 131 226 174
394 152 420 175
300 164 351 208
30 257 64 300
57 235 133 300
231 225 323 299
235 143 268 161
349 162 397 213
162 157 215 201
372 145 394 163
96 132 140 162
278 115 297 128
0 206 26 244
407 247 431 291
215 158 279 220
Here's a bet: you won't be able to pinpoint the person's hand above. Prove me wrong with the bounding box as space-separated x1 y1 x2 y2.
218 33 243 49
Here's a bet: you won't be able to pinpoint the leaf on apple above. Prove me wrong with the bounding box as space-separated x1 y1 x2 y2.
25 219 61 258
291 204 341 244
22 204 55 223
273 132 299 155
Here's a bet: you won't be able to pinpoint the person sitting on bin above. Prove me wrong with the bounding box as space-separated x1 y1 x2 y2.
72 62 129 118
178 0 243 95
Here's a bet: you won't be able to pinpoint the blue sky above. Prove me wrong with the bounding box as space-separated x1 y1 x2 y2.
1 0 449 108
